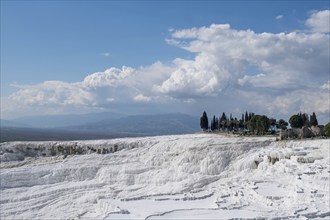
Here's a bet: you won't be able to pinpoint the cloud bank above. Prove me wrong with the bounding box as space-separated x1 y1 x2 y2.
2 10 329 122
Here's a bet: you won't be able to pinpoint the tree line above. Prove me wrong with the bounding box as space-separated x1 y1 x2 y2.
200 111 330 136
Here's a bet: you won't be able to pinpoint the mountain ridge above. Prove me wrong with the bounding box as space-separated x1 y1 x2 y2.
1 113 200 142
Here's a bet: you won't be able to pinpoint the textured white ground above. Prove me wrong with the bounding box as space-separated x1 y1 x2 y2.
0 134 329 219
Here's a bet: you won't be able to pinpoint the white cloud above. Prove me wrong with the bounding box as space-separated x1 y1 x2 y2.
2 10 329 122
321 81 330 90
133 94 151 102
3 62 173 118
299 90 329 114
157 20 329 97
276 15 284 20
241 87 329 116
305 10 330 33
154 56 228 98
83 66 136 88
9 81 95 106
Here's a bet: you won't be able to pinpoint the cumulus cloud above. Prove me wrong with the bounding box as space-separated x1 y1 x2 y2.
158 11 329 119
305 10 330 33
158 22 329 96
3 62 174 118
2 10 329 122
9 81 95 106
83 66 135 88
133 94 151 102
154 56 229 98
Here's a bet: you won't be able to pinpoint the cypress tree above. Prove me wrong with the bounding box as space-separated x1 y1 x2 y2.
248 112 252 121
215 117 219 130
310 112 318 126
211 115 216 131
220 112 227 131
200 111 209 131
301 113 309 126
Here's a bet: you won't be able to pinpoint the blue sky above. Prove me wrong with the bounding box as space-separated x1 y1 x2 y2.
1 1 329 123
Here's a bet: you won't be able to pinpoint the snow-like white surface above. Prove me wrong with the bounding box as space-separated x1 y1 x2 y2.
0 134 329 219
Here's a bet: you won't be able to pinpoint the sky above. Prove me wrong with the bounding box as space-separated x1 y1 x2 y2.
1 1 329 123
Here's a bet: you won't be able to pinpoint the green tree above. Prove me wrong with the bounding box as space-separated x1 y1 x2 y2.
239 115 244 130
200 111 209 131
310 112 318 126
210 115 217 131
215 117 219 130
247 115 270 134
269 118 276 131
324 122 330 137
219 112 227 131
233 117 240 131
276 119 288 130
245 111 249 123
247 116 257 134
289 114 304 128
301 113 309 126
256 115 270 134
225 119 233 131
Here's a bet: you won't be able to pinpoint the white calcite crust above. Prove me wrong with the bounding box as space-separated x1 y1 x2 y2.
0 134 329 219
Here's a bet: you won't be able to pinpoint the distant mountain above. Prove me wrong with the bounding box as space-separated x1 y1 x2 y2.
1 113 200 142
70 113 200 136
10 112 124 128
0 127 130 143
0 119 28 128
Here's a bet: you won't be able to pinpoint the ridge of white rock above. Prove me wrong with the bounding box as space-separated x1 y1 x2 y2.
0 134 329 219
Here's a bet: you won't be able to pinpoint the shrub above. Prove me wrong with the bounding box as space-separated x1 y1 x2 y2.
324 122 330 137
